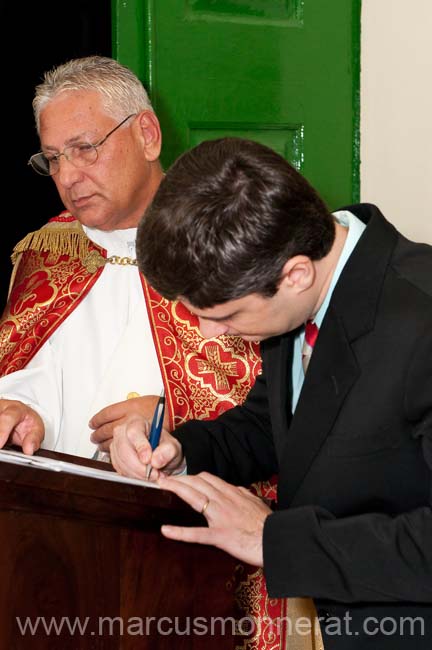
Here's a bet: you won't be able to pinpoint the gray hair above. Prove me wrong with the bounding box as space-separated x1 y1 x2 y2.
33 55 154 133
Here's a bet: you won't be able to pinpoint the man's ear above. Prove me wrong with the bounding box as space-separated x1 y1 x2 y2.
136 110 162 161
279 256 315 294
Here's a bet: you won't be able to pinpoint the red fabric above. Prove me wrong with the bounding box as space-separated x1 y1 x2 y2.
0 214 104 376
141 277 262 429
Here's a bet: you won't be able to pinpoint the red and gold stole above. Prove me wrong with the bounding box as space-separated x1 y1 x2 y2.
141 282 262 426
0 212 287 650
0 213 104 375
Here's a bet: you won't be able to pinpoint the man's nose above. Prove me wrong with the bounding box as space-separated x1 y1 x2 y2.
198 318 229 339
55 156 84 187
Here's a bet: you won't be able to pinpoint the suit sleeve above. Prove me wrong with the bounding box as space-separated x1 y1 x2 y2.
172 369 278 486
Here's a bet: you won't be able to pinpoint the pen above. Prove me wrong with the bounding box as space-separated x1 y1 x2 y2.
146 388 165 478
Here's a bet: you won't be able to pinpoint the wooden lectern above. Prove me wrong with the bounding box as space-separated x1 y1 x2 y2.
0 450 249 649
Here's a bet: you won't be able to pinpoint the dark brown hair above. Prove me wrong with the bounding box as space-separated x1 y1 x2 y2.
137 137 335 308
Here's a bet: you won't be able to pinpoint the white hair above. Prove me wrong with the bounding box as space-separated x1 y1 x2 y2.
33 55 154 133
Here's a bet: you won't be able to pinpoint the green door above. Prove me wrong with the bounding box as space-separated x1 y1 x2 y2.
113 0 360 208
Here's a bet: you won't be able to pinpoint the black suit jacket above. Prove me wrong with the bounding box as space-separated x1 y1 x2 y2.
173 205 432 648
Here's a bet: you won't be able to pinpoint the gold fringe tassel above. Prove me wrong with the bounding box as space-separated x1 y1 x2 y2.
11 220 91 265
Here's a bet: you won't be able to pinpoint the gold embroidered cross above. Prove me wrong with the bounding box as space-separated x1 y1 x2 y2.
196 345 238 391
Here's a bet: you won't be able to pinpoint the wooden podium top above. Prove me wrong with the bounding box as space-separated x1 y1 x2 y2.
0 447 204 531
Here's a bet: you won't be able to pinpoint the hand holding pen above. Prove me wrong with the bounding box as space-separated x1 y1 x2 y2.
146 388 165 478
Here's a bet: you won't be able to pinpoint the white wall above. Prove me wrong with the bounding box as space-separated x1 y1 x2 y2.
361 0 432 243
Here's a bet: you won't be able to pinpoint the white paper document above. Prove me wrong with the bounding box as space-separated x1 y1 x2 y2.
0 448 159 489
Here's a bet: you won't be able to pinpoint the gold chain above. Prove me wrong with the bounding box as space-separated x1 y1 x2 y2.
82 250 138 273
106 255 137 266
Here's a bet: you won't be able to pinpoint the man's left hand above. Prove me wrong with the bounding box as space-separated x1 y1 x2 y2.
158 471 272 566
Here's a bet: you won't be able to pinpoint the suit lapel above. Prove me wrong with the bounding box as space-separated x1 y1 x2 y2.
276 205 399 505
277 309 359 505
262 332 294 458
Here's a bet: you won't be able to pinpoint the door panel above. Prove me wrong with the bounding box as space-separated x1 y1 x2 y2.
113 0 360 208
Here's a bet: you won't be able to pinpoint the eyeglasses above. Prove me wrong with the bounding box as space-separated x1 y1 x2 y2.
28 113 136 176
